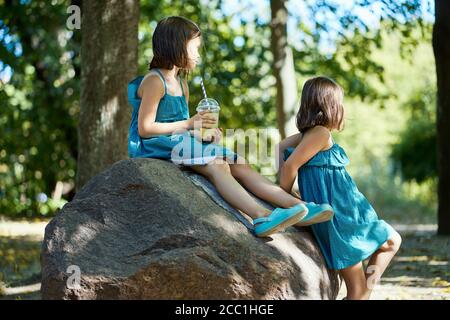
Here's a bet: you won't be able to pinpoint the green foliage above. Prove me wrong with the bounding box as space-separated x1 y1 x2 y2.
139 0 277 129
291 0 430 102
392 86 437 183
0 0 435 218
0 0 79 217
331 26 437 220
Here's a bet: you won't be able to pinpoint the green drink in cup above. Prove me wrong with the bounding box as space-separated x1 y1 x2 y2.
196 98 220 140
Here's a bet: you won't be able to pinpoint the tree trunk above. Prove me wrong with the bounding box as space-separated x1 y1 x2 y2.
433 0 450 235
270 0 298 139
76 0 140 190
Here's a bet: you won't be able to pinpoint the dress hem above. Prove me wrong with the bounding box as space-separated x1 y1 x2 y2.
326 227 397 270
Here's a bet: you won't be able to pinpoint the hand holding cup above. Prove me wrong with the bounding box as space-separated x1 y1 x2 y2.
195 98 221 140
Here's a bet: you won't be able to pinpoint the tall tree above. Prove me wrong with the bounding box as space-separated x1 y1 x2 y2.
433 0 450 235
76 0 140 190
270 0 298 139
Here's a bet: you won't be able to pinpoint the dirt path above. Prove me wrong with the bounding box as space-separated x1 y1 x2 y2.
337 224 450 300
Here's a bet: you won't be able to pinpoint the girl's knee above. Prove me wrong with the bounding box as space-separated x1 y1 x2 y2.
206 159 231 176
229 162 251 179
383 232 402 252
391 231 402 251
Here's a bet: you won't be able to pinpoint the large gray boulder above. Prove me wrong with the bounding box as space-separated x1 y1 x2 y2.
41 158 340 299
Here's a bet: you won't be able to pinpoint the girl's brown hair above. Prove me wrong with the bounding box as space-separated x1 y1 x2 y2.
149 16 201 73
296 76 345 133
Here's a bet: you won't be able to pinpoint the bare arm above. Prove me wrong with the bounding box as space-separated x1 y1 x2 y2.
276 133 303 198
276 132 303 179
138 75 190 138
279 126 331 194
137 75 215 138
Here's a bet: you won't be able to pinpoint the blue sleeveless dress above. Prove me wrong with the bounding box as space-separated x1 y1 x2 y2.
284 142 396 270
127 69 239 165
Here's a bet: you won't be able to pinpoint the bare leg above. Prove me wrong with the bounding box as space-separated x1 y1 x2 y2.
339 262 371 300
189 159 272 220
229 163 302 208
340 232 401 300
365 232 402 288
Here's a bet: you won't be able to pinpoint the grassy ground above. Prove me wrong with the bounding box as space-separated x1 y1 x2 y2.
0 218 46 300
0 210 449 300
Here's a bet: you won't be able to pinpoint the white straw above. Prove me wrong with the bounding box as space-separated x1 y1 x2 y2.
200 77 208 100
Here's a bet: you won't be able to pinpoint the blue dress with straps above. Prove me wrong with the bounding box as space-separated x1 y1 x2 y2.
127 69 239 165
284 141 396 270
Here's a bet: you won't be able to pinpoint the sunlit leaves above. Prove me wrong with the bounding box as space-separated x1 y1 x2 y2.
0 0 79 217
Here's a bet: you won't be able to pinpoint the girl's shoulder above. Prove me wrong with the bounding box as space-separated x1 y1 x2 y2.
281 132 303 148
304 126 333 151
306 125 331 136
137 71 165 99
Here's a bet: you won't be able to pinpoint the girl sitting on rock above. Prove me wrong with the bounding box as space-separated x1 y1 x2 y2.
127 16 333 237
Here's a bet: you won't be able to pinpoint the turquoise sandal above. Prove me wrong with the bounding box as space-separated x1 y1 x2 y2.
294 202 334 227
253 203 308 237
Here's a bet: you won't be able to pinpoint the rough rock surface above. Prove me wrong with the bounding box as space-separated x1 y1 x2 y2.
41 158 340 299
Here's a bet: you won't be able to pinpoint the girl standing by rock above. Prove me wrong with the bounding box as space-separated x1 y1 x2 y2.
279 76 402 299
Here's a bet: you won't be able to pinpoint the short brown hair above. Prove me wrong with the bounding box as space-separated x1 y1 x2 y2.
296 76 344 133
149 16 201 72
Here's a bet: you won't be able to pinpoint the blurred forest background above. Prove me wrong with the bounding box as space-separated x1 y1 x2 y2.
0 0 439 223
1 0 449 299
